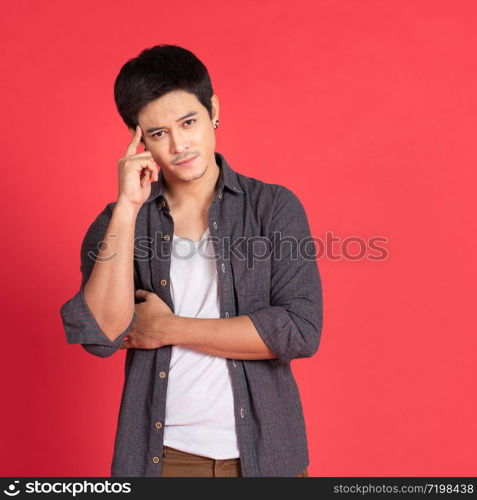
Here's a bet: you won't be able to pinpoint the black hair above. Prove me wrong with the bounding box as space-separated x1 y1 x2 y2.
114 44 214 141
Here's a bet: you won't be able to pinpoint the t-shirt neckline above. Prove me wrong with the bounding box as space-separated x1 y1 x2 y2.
173 227 210 244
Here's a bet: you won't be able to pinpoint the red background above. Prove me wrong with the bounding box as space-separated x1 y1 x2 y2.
1 0 476 476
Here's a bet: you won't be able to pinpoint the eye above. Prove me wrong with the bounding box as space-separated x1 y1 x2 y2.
151 130 165 139
183 118 196 126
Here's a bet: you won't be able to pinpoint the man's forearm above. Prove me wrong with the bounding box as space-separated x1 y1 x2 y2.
167 314 277 360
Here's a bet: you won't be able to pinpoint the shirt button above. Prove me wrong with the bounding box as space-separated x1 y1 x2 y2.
240 408 245 418
155 421 163 429
232 360 236 367
159 371 167 378
160 279 167 286
221 263 225 273
163 234 170 241
213 221 218 229
152 456 160 464
158 201 165 210
218 192 222 199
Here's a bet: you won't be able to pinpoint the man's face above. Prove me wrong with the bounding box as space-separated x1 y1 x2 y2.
136 90 218 183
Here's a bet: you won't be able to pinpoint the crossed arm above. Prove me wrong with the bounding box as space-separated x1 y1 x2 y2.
172 315 277 359
119 291 277 360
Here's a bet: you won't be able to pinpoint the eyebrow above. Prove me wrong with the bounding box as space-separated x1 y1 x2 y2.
146 111 198 133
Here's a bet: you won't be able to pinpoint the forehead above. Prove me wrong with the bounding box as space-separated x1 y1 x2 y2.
139 90 201 121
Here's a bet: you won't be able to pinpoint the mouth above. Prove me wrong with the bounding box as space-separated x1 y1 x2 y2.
175 155 199 166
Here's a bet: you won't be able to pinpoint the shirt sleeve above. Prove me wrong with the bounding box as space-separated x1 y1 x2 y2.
59 202 137 358
246 186 323 365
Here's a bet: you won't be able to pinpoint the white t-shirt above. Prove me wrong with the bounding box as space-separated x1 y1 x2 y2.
163 227 240 459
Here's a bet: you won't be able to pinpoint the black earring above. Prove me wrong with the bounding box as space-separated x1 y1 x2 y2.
214 119 219 129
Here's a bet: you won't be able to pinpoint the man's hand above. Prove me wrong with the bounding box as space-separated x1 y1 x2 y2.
117 124 159 209
119 289 175 350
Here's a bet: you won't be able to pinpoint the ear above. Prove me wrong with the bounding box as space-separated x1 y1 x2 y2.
211 94 219 121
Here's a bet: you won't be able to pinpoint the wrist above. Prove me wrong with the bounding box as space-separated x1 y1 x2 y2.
115 198 141 217
164 314 183 345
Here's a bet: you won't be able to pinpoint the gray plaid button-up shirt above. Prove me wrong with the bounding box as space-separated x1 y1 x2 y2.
60 151 323 477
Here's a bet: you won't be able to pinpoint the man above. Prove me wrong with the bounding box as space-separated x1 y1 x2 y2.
60 44 323 477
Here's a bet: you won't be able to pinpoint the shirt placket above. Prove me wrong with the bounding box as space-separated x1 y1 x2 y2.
145 197 174 476
208 189 260 477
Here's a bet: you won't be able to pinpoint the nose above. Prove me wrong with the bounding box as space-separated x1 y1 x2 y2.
169 127 189 155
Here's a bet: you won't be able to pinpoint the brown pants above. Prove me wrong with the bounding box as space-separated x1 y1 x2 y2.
160 445 309 477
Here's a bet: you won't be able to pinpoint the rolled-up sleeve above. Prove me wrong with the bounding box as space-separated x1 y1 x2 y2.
247 186 323 365
59 202 137 358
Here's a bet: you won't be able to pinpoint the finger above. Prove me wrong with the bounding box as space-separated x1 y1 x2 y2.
126 151 154 159
135 289 150 301
125 124 143 158
141 168 152 189
149 166 157 183
132 157 156 185
144 159 158 183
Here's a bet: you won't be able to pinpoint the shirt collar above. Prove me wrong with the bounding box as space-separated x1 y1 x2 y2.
145 151 244 205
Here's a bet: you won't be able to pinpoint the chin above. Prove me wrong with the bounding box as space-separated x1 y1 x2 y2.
175 162 207 181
